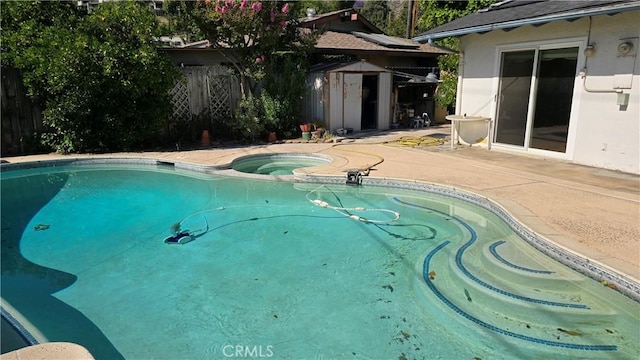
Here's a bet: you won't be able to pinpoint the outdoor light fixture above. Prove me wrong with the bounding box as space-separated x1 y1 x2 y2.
425 72 440 83
584 44 596 57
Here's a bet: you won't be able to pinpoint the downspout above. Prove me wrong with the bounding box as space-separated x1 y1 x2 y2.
455 51 465 115
341 73 345 130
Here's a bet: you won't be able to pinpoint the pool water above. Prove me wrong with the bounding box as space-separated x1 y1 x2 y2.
1 164 638 359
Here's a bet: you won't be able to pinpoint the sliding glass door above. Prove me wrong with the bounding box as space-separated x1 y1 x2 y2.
495 51 535 147
494 46 579 153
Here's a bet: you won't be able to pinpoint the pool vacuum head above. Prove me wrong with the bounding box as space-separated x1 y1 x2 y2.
346 171 362 185
164 232 194 245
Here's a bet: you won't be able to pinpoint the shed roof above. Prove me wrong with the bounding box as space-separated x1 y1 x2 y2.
413 0 640 43
325 60 391 73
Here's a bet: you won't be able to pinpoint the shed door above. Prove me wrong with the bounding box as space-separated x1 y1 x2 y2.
343 73 362 131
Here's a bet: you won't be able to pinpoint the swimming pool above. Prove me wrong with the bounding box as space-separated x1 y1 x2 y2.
1 160 638 359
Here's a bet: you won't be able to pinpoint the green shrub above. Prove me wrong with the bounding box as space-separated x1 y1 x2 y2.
233 96 265 142
1 1 181 153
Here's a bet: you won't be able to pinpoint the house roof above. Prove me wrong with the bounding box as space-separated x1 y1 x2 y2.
413 0 640 42
299 8 383 34
314 30 451 57
299 8 450 56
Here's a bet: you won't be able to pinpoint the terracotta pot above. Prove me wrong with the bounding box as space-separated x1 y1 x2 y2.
300 123 311 132
268 132 277 142
201 130 210 146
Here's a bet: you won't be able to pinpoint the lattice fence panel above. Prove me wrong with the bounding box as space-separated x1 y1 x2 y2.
169 79 190 123
207 74 231 119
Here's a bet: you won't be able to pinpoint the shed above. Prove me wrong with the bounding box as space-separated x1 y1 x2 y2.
306 60 392 133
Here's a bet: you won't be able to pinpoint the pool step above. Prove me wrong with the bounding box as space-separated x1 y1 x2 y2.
479 240 586 290
419 244 622 350
433 251 617 318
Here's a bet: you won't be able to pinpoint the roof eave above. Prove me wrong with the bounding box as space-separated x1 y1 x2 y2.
413 3 640 43
312 48 444 58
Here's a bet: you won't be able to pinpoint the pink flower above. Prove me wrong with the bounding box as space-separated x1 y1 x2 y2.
281 3 289 14
255 57 262 63
221 6 228 13
270 10 277 22
251 2 262 11
225 0 234 7
279 19 286 27
240 0 247 9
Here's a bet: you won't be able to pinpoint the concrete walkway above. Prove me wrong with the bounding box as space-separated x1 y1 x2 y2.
2 124 639 282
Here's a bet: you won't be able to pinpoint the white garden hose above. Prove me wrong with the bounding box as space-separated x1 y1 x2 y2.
306 186 400 224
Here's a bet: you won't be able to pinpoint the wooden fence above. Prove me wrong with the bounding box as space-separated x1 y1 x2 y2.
1 67 43 156
0 65 240 156
169 65 240 125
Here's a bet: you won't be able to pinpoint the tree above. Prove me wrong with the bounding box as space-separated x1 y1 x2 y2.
416 0 495 110
384 1 409 37
359 0 390 31
295 1 356 16
261 47 313 138
161 1 205 42
1 0 181 153
185 0 317 140
190 0 301 99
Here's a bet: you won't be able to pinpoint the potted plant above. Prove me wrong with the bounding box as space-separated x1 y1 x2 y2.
311 121 324 139
300 123 312 132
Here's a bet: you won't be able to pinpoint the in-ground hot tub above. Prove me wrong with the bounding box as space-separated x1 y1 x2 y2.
231 153 331 175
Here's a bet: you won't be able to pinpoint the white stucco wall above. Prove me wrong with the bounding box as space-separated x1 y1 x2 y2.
458 11 639 174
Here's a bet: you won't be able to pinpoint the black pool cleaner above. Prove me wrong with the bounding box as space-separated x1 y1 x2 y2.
164 231 194 244
164 216 209 245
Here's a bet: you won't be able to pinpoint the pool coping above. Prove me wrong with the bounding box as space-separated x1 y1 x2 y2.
1 156 638 351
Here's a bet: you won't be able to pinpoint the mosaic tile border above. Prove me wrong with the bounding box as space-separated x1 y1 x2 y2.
1 306 39 346
2 158 638 303
0 157 160 171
